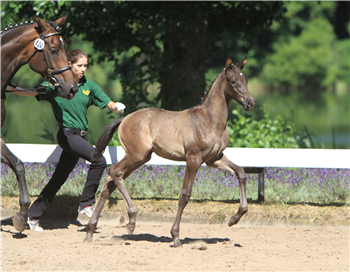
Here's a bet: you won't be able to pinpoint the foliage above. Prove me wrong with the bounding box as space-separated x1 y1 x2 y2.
335 35 350 85
260 1 349 90
1 163 349 205
227 105 301 148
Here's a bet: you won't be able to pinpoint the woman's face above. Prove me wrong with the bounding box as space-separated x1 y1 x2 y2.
69 56 88 81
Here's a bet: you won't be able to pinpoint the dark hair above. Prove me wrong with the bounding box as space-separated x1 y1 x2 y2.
67 49 88 64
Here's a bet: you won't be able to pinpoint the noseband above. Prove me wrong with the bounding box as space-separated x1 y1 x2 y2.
26 28 71 89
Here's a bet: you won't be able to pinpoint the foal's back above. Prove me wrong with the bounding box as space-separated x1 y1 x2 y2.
118 106 229 162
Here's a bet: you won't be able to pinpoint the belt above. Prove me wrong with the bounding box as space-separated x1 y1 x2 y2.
62 127 88 137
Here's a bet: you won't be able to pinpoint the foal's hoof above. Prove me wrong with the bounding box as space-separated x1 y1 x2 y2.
228 215 240 227
84 237 92 243
126 223 135 234
173 239 183 248
12 213 27 232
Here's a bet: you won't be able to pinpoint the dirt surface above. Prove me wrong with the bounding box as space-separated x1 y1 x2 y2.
1 211 349 271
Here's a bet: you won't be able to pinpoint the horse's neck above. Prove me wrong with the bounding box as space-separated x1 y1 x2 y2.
3 26 37 63
1 26 37 91
200 72 229 123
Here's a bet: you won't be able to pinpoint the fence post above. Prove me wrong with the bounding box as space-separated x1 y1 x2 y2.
257 169 265 202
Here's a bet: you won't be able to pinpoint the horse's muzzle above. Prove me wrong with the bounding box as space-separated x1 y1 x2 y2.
69 84 78 99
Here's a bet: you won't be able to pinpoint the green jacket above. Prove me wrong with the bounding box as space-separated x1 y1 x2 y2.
36 76 111 131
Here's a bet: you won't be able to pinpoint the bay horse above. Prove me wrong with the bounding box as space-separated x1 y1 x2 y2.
1 15 78 232
85 57 255 247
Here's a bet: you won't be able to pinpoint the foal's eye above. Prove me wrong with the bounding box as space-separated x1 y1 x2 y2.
231 80 236 84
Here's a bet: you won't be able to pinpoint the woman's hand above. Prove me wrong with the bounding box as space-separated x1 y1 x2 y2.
107 101 126 114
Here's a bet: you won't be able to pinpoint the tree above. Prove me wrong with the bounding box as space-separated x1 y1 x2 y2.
2 1 286 111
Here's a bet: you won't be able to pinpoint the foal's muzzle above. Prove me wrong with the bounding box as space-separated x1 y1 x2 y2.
243 97 256 111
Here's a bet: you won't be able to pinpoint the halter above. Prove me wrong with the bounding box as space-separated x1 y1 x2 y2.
26 28 72 89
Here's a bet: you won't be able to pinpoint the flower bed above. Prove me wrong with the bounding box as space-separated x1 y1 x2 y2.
1 163 349 205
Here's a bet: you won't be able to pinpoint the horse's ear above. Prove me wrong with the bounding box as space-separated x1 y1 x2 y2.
236 57 247 70
225 58 233 70
55 14 69 28
35 15 49 32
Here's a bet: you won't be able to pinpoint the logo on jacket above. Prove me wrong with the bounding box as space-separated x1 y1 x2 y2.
82 89 90 96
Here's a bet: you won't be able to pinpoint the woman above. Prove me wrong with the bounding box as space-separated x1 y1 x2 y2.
24 49 125 231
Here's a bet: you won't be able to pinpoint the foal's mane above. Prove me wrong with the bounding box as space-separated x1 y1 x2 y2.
199 68 224 106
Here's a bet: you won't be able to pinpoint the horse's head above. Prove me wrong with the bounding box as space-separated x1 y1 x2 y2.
28 15 78 99
224 57 255 111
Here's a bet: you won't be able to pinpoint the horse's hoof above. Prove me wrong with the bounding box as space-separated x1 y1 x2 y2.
12 213 27 232
126 223 135 234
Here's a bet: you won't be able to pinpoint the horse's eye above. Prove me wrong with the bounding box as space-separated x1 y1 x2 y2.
231 80 236 84
49 48 57 54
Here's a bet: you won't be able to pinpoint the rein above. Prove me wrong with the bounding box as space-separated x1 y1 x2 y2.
6 83 53 95
6 24 71 95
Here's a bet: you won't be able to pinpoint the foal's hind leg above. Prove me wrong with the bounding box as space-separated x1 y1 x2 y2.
206 154 248 226
109 155 151 235
85 155 148 242
85 175 116 242
1 139 31 232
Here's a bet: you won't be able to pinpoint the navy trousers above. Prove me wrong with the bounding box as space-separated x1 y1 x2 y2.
28 127 106 219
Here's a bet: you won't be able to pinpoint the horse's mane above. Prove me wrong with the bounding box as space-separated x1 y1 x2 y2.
1 19 61 35
198 68 224 106
1 20 35 35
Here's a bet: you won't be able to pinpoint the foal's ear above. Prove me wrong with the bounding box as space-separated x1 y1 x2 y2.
35 16 49 33
225 58 233 70
236 57 247 70
55 14 69 28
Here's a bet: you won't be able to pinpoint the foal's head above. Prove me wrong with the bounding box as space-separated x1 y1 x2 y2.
224 58 255 111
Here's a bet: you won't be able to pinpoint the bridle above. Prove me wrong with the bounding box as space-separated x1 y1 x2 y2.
27 24 72 88
6 22 71 94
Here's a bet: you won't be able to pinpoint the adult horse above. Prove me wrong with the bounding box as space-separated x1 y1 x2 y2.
1 14 78 232
85 57 255 247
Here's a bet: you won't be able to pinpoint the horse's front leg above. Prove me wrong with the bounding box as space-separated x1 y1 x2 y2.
171 154 202 247
1 139 31 232
206 154 248 226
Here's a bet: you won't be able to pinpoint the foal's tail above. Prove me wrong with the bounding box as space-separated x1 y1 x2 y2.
91 117 124 161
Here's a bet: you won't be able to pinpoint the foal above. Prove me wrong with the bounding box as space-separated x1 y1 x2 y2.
85 57 255 247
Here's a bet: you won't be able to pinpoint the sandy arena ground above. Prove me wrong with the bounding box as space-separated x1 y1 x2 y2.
1 212 349 271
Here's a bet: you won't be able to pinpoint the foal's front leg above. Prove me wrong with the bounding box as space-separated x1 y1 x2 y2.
206 154 248 226
171 154 202 247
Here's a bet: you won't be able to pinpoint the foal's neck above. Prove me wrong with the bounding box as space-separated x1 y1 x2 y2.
201 71 229 121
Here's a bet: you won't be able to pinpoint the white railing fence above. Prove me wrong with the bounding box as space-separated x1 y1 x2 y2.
5 144 350 201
